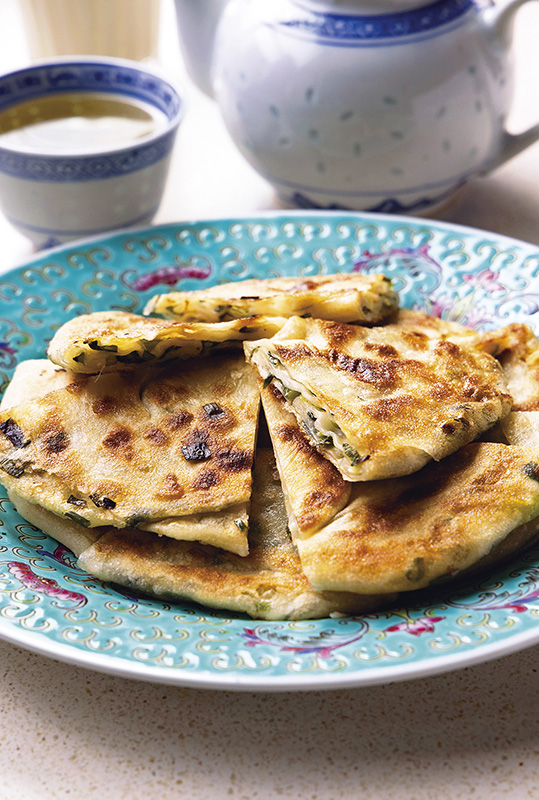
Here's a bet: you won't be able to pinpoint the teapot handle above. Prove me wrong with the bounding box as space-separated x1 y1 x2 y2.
481 0 539 173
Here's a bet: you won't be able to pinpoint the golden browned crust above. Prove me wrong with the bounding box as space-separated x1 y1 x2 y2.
77 449 394 620
245 316 513 481
0 353 260 554
297 442 539 594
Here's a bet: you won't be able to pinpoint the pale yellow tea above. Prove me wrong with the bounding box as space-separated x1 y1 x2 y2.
0 92 167 154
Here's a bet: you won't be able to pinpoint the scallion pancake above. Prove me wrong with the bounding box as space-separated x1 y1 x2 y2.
8 448 394 620
76 449 395 620
260 380 350 538
48 310 286 373
244 316 512 481
475 323 539 446
296 442 539 594
144 272 398 325
0 353 260 555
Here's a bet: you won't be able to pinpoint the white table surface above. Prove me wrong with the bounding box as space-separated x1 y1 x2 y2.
0 2 539 799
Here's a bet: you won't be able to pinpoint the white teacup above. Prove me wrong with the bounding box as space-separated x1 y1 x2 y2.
0 57 184 247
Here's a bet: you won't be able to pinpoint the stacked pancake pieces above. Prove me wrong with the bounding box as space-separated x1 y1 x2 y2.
1 271 539 620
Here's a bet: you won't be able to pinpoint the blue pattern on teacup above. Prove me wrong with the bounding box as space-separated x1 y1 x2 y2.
0 132 176 182
0 62 183 182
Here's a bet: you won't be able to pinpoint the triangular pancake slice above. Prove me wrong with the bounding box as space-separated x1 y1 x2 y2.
144 272 398 324
386 308 482 347
0 353 260 555
78 449 395 620
296 442 539 594
48 310 286 373
9 450 395 620
474 323 539 446
260 380 350 538
244 316 512 481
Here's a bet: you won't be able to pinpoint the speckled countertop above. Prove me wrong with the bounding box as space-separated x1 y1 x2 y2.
0 2 539 798
2 638 539 799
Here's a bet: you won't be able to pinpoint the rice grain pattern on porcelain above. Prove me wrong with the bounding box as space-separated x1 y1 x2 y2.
174 0 539 215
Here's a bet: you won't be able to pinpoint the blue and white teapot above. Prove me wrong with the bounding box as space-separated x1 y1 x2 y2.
174 0 539 214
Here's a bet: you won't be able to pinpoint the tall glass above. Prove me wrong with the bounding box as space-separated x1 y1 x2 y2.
19 0 162 63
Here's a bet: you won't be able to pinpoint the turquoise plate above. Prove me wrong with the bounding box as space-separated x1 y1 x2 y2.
0 211 538 691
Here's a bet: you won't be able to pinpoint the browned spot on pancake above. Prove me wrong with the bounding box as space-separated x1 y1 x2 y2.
325 349 400 389
435 340 461 359
44 430 69 453
144 427 169 446
151 382 190 408
441 421 457 435
165 410 193 430
183 428 209 445
215 448 252 472
65 381 85 394
277 423 317 455
364 342 399 358
200 404 235 430
275 343 312 363
291 279 317 291
514 400 539 411
430 381 456 401
296 489 346 531
268 382 286 404
192 469 221 490
461 375 501 402
319 320 357 348
102 426 133 460
354 358 399 389
92 396 117 415
400 331 430 350
364 395 417 422
93 479 124 501
156 473 184 499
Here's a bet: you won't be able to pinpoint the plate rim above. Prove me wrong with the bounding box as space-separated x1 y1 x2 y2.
1 611 539 691
13 208 537 272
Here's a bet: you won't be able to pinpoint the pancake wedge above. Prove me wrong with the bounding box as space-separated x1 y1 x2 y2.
0 363 106 556
260 381 350 538
244 316 512 481
76 449 394 620
144 272 398 324
475 323 539 446
8 491 104 557
48 310 286 373
0 353 260 555
296 442 539 594
387 308 482 347
1 359 77 408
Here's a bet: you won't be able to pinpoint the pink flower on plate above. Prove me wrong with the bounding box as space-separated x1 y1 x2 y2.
385 616 444 636
7 561 87 607
462 269 505 293
126 263 212 291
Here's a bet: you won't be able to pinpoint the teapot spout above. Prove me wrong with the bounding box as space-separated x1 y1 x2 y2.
173 0 229 97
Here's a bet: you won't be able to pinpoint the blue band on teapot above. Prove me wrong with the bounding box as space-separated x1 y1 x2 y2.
281 0 480 46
